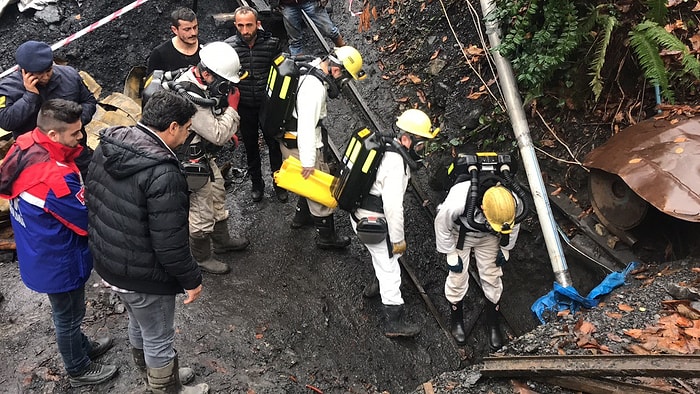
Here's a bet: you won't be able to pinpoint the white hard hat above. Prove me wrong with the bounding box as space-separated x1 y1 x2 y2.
199 42 242 83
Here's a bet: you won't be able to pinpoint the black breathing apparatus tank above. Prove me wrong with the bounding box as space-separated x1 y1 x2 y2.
331 127 386 212
259 53 300 139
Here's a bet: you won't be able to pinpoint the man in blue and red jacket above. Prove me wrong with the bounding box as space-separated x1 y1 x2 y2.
0 99 117 388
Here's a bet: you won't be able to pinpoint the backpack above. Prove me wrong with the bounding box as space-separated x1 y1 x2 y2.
259 53 340 139
331 127 387 212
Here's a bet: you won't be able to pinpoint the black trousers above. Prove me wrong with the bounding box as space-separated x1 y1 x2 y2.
238 104 283 182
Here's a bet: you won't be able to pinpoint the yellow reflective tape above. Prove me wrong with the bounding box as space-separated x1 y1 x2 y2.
447 162 455 175
268 68 277 88
357 128 371 138
477 152 497 157
349 141 362 163
279 76 291 99
274 55 284 65
144 75 153 88
345 137 357 157
362 150 377 173
0 96 5 108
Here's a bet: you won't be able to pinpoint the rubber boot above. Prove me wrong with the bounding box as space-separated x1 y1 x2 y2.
313 215 351 250
450 301 466 346
383 304 420 338
211 219 249 253
362 277 379 298
251 178 264 202
290 197 313 229
132 348 194 385
333 35 346 47
485 300 504 351
190 235 230 275
147 355 209 394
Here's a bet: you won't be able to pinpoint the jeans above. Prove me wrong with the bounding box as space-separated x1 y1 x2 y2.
47 286 92 376
239 105 283 182
117 292 176 368
281 1 340 55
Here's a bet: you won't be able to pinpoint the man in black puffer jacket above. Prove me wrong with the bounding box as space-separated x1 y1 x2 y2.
86 90 209 394
225 6 286 203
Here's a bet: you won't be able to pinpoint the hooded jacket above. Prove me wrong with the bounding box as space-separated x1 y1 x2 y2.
0 128 90 294
86 124 201 295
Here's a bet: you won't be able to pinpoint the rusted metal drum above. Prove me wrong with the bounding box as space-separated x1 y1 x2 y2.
589 169 648 230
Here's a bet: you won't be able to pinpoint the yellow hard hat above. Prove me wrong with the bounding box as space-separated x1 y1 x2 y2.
395 109 439 139
482 185 516 234
330 46 366 81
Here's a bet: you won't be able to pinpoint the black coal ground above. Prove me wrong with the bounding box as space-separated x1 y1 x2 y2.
0 0 698 393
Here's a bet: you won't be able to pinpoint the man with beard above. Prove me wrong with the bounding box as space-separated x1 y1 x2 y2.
0 40 97 177
147 7 202 74
225 6 287 203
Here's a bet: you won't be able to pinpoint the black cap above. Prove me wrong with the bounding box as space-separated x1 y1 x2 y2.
16 41 53 73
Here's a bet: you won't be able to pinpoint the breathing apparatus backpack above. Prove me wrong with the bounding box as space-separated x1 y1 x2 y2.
259 53 341 140
448 152 531 245
331 127 421 212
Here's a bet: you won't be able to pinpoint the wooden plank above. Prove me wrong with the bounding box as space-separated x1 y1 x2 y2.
482 355 700 378
537 376 675 394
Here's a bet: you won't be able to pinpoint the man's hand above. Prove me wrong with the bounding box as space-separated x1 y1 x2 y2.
231 133 240 148
301 167 315 179
183 284 203 304
446 251 464 273
392 240 407 255
22 70 40 94
227 88 240 111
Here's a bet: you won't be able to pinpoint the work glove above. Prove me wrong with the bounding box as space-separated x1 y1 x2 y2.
496 248 509 267
446 251 464 273
227 87 240 111
392 240 407 255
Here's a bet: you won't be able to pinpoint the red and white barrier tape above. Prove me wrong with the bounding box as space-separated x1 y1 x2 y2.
0 0 150 79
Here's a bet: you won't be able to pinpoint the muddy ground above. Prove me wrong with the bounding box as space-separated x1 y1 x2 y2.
0 0 699 393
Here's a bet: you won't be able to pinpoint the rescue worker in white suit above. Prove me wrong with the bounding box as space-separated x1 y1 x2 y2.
175 42 250 275
434 182 523 350
281 46 367 249
352 109 439 338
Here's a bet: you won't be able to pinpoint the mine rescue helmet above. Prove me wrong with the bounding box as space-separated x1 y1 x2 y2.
199 41 246 84
328 46 367 81
481 185 516 235
395 109 440 155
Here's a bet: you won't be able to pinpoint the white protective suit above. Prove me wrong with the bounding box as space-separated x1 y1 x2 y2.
434 180 522 305
280 59 334 217
351 150 410 306
176 69 240 236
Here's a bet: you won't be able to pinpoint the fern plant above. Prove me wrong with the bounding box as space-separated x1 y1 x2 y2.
629 20 700 103
588 12 617 101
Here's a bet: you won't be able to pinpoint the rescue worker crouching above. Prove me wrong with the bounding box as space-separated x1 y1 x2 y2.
352 109 439 338
435 178 524 350
174 41 250 274
281 46 367 249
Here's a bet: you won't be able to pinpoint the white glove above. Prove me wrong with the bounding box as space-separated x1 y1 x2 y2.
446 251 463 273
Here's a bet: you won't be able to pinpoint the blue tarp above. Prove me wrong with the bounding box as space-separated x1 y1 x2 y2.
530 261 638 324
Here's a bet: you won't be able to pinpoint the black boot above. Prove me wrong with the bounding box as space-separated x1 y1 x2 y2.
251 178 264 202
362 277 380 298
485 300 504 351
450 301 466 346
313 215 351 250
383 304 420 338
211 219 249 253
190 235 230 274
290 197 313 229
132 348 194 385
147 354 208 394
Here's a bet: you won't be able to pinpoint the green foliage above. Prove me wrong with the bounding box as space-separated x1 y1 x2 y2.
588 13 617 101
645 0 668 25
490 0 700 106
629 20 700 102
493 0 581 97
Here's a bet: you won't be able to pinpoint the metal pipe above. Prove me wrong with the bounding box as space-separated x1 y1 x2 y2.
479 0 572 287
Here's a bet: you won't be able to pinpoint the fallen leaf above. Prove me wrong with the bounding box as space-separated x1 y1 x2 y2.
395 97 410 103
607 332 623 342
416 89 426 104
618 303 634 312
623 328 643 339
605 312 622 319
430 49 440 60
407 74 422 84
550 186 562 196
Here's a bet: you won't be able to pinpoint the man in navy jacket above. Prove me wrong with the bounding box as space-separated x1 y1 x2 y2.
0 40 97 177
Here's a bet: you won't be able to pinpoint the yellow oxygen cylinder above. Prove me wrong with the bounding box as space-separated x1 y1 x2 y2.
273 156 338 208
